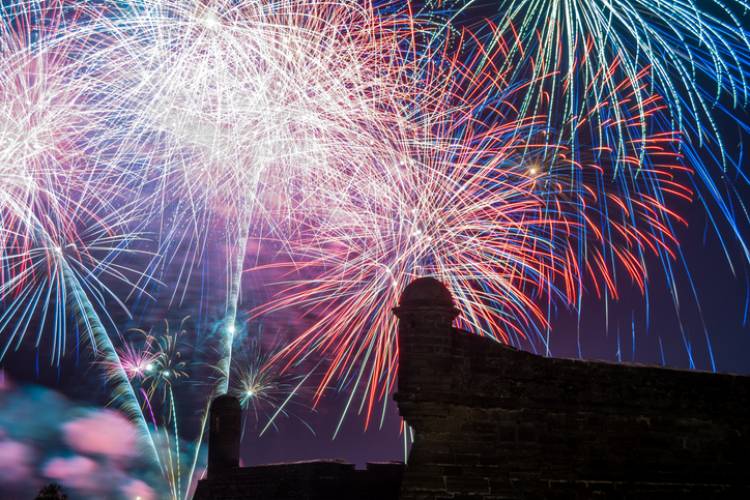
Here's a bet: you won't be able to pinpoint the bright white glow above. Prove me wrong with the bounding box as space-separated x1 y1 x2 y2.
202 11 221 30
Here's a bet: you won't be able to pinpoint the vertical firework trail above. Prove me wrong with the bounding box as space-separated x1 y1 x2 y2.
60 255 162 468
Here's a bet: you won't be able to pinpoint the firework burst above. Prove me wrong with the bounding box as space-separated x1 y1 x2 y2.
228 333 314 436
250 20 692 428
73 0 465 399
440 0 750 259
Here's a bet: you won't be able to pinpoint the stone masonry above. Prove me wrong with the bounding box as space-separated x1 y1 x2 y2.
193 394 403 499
393 277 750 500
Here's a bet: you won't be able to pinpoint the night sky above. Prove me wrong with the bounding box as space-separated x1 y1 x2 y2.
2 1 750 498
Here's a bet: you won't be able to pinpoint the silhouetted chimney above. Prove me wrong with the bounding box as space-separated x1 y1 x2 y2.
393 277 458 398
207 394 241 478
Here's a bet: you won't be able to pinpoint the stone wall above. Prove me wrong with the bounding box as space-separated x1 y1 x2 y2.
192 394 404 499
394 278 750 500
193 460 403 500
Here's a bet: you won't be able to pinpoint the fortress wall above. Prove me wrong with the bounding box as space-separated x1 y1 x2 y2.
394 278 750 500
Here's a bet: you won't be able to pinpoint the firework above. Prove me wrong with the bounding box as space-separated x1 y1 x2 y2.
13 1 442 493
448 0 750 131
439 0 750 258
113 339 161 382
0 0 163 470
250 21 692 428
74 0 458 399
124 320 192 406
123 318 196 499
228 333 313 436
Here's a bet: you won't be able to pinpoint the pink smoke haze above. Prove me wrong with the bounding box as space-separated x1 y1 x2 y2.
0 370 11 391
0 439 33 482
43 455 100 491
122 479 157 500
63 409 138 460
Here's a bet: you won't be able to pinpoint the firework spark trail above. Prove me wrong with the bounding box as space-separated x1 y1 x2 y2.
76 0 460 402
438 0 750 260
250 20 693 428
61 255 163 470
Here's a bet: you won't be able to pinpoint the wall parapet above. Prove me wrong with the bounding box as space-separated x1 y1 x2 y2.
394 278 750 499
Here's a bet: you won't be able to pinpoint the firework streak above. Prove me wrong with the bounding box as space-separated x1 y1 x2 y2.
251 15 691 428
440 0 750 259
